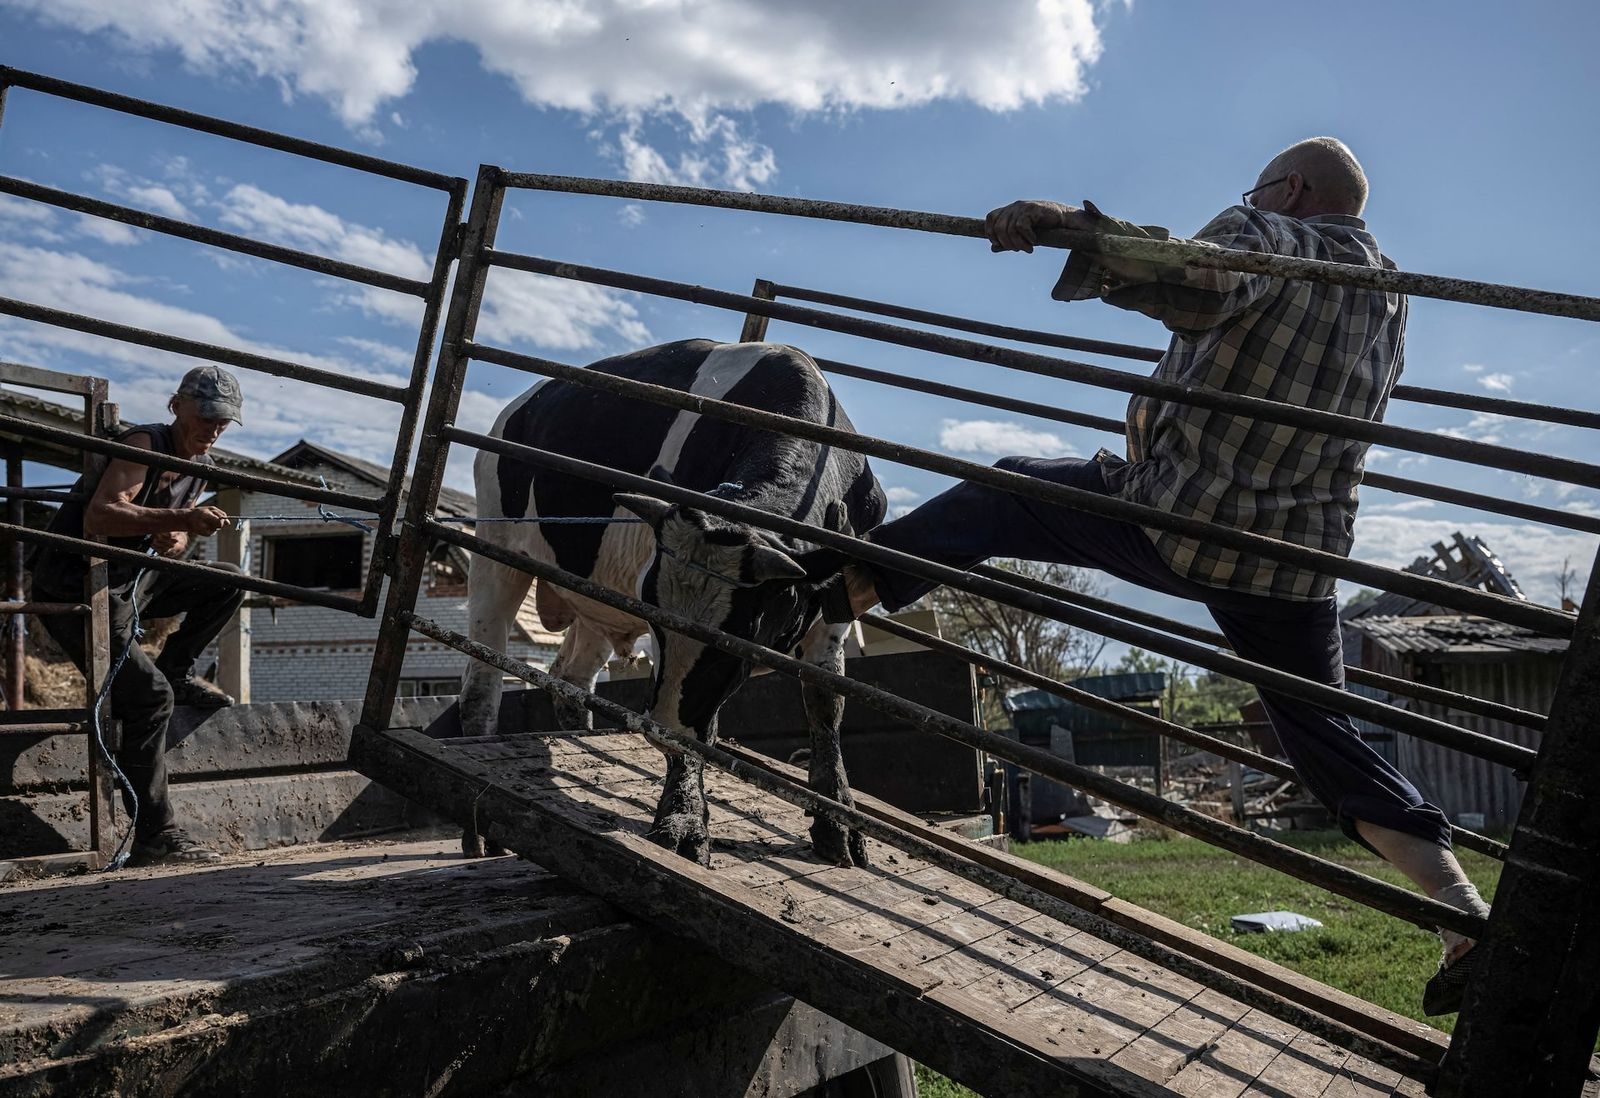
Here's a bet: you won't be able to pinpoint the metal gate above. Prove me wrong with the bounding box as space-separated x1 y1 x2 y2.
0 66 462 863
358 166 1600 1096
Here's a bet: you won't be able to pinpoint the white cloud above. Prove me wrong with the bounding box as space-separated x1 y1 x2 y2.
1435 412 1508 447
939 418 1077 457
1461 363 1485 373
476 267 652 353
617 204 646 228
217 183 431 279
74 215 142 246
1477 372 1515 393
1352 514 1596 609
884 486 921 504
5 0 1107 188
1362 499 1437 514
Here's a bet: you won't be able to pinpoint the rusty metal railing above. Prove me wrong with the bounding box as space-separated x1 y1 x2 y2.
361 167 1600 1093
0 66 466 618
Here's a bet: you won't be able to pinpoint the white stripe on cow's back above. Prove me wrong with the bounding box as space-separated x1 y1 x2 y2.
651 342 774 484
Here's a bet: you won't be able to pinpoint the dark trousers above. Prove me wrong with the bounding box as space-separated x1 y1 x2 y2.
867 456 1452 851
38 562 244 840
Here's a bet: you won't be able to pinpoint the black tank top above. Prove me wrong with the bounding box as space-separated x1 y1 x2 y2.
31 423 214 592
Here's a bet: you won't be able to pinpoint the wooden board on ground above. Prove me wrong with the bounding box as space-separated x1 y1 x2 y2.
351 726 1442 1098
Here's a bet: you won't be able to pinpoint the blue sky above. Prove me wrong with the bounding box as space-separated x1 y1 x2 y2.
2 0 1596 651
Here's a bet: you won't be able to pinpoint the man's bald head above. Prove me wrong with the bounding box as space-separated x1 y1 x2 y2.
1252 137 1369 217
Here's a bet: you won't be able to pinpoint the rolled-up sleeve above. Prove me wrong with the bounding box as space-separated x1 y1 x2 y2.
1053 205 1280 338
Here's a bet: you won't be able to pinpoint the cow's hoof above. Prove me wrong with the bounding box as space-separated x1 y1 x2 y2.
461 829 507 859
810 819 870 868
648 815 712 866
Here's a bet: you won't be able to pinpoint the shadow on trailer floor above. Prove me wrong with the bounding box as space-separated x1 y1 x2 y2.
0 838 902 1097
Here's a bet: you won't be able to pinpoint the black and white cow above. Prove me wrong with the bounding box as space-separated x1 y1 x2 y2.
461 339 886 866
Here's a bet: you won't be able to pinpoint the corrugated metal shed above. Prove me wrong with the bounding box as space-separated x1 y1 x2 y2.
1341 533 1567 832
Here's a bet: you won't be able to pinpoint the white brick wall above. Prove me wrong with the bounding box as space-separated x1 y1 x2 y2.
200 457 560 702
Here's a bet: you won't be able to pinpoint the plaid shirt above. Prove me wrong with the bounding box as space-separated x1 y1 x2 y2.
1052 204 1407 601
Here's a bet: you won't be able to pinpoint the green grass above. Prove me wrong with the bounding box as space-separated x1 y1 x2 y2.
910 829 1499 1098
1009 829 1498 1032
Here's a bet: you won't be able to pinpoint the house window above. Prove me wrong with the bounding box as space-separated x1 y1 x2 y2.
398 677 461 698
265 532 364 590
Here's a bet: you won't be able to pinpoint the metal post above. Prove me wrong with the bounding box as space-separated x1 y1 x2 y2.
1438 557 1600 1096
214 487 250 703
1016 771 1033 843
5 442 22 710
82 384 115 862
739 278 775 342
360 165 505 731
1230 761 1246 826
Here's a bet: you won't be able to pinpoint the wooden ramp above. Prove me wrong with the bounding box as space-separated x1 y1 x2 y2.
351 726 1443 1098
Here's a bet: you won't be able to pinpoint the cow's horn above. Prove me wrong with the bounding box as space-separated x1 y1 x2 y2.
614 493 674 527
748 545 807 582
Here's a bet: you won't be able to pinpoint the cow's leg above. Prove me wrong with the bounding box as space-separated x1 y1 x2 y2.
461 552 532 739
548 618 613 729
459 551 532 858
649 715 715 866
800 620 868 867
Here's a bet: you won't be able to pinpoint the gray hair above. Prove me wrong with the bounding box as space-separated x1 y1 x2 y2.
1267 137 1369 215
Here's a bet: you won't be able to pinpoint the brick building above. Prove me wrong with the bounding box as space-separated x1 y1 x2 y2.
200 440 562 703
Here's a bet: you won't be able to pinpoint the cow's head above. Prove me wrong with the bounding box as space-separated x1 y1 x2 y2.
616 493 817 736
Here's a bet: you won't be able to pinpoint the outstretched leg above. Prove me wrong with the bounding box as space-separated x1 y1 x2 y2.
799 620 868 867
650 732 713 866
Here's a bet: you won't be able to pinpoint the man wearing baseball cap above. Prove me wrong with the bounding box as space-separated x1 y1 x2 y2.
30 365 248 865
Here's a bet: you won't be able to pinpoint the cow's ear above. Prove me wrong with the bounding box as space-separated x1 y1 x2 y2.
614 493 673 529
747 544 807 583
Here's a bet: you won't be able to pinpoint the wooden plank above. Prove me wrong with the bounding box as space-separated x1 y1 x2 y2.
1165 1008 1300 1098
722 740 1449 1066
353 725 1427 1098
1240 1031 1354 1098
353 725 1139 1096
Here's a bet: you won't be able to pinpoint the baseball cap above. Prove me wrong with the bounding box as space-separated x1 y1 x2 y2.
176 365 244 424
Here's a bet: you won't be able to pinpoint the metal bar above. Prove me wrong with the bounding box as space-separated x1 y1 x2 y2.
861 611 1508 861
0 412 382 510
360 181 469 616
0 602 89 615
0 486 79 503
776 282 1165 362
0 175 431 297
0 722 89 734
80 381 114 862
814 355 1128 438
5 443 21 709
0 295 410 402
812 354 1600 538
0 67 462 193
738 278 775 342
486 250 1600 490
455 344 1573 640
968 561 1546 732
1439 562 1600 1094
449 430 1538 770
0 706 88 724
774 282 1600 431
422 517 1486 939
401 607 1439 1081
502 172 1600 322
0 359 101 396
359 165 505 731
0 521 365 614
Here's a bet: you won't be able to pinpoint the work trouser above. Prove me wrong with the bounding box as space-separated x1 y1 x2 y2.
864 456 1452 851
37 562 245 840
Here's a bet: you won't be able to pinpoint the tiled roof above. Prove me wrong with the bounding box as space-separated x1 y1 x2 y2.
1344 614 1567 656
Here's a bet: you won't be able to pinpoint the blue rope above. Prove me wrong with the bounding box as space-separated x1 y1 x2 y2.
316 476 375 533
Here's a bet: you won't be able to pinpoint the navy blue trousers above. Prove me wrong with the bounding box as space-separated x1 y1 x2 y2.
866 456 1451 851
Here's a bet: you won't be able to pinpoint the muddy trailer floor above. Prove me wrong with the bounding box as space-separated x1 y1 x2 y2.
0 839 900 1097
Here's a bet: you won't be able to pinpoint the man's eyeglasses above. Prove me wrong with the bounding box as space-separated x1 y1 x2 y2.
1242 174 1310 208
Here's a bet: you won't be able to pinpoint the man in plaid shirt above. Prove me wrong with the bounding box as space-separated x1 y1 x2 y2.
824 138 1486 1013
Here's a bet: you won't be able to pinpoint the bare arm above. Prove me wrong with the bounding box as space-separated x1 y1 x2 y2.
83 432 228 550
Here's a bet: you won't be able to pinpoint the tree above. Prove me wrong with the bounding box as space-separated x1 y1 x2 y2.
930 559 1108 684
1114 648 1257 729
